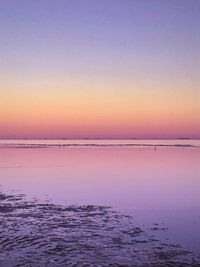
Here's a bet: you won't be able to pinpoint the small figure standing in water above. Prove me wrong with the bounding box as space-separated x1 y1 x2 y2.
154 146 157 150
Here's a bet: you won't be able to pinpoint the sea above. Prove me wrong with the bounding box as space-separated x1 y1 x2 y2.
0 139 200 262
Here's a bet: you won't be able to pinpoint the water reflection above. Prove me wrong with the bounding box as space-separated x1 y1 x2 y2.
0 145 200 254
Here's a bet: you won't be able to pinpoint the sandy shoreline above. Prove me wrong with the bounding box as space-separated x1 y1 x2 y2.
0 191 200 266
0 144 198 149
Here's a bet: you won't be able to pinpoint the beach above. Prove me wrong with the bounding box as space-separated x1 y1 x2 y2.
1 0 200 265
0 191 200 266
0 140 200 266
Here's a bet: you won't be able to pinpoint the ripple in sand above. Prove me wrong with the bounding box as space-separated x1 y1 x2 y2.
0 192 199 267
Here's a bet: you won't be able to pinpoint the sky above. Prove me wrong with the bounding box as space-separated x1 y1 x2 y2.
0 0 200 139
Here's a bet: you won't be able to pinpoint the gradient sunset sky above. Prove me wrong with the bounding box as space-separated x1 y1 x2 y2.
0 0 200 139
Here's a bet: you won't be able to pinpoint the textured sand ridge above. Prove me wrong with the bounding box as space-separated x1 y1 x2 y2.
0 192 199 267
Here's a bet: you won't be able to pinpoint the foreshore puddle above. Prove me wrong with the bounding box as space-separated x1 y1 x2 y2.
0 192 200 267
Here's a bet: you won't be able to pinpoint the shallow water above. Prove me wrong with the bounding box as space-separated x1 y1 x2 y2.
0 192 199 266
0 140 200 265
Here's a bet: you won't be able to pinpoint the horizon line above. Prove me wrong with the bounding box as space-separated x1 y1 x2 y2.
0 137 200 140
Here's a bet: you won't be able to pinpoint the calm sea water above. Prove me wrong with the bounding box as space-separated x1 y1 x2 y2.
0 139 200 254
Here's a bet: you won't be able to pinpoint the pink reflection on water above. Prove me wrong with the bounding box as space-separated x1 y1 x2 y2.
0 146 200 210
0 146 200 251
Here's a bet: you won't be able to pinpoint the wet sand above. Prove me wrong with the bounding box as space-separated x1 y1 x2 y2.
0 192 200 266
